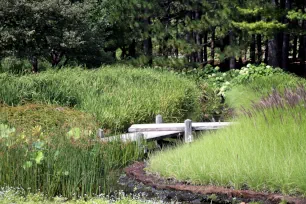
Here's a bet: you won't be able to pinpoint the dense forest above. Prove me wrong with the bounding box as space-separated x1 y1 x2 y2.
0 0 306 74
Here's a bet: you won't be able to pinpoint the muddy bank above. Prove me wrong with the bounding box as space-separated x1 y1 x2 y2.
123 162 306 204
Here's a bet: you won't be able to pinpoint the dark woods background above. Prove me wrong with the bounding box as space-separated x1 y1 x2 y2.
0 0 305 75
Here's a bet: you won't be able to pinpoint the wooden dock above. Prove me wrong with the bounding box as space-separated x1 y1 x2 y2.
99 115 231 143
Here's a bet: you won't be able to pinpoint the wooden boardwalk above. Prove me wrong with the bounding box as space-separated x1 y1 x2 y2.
99 115 231 143
128 122 231 132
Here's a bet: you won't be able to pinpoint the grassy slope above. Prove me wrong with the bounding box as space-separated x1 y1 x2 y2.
148 73 306 195
0 66 202 198
0 65 201 133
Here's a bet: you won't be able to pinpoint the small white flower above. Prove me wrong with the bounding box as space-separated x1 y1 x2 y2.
266 65 271 68
247 64 251 68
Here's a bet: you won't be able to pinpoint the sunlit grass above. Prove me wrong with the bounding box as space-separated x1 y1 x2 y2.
148 81 306 196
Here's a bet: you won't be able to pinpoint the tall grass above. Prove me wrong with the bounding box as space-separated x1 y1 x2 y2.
148 78 306 195
0 65 201 133
226 73 304 110
0 122 143 198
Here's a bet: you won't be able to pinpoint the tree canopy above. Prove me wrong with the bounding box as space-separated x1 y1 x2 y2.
0 0 305 74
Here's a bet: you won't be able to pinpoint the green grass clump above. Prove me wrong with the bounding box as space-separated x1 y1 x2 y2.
148 76 306 196
0 105 143 197
0 103 100 135
0 65 201 133
226 73 304 110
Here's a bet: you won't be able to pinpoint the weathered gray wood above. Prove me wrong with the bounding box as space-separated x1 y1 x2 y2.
128 122 231 132
97 128 104 138
100 131 182 143
136 133 144 147
184 119 193 143
156 115 163 124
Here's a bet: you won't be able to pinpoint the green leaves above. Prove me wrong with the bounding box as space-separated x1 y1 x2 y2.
287 10 306 21
0 124 15 138
232 21 286 35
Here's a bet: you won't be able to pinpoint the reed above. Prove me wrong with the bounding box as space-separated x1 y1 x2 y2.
0 123 143 198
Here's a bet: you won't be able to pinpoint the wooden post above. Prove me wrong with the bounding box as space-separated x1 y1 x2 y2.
155 115 163 147
136 132 144 147
98 128 104 139
156 114 163 124
184 119 193 143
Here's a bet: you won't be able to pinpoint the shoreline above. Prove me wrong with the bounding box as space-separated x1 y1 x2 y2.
124 162 306 204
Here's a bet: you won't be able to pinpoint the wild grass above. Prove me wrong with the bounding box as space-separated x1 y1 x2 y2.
226 73 304 110
148 78 306 195
0 119 143 198
0 65 201 133
0 103 100 135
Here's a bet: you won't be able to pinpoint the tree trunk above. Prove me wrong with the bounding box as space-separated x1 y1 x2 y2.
128 39 136 58
196 33 203 63
257 35 262 63
229 31 236 69
203 33 208 63
282 33 290 70
303 20 306 76
143 16 153 65
268 36 280 67
264 40 269 64
292 36 298 61
51 50 62 67
211 28 215 65
298 36 304 60
280 0 291 70
250 34 256 63
31 56 38 73
268 0 280 67
143 37 153 65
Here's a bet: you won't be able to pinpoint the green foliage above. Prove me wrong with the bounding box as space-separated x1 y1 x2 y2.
236 7 264 16
226 72 303 109
0 120 143 197
0 188 146 203
0 0 108 67
287 10 306 21
0 57 32 75
0 66 201 133
0 104 100 135
232 21 286 35
148 81 306 196
0 57 52 75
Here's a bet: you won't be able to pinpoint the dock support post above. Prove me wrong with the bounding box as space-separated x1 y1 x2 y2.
156 114 163 124
98 128 104 139
136 133 147 154
184 119 193 143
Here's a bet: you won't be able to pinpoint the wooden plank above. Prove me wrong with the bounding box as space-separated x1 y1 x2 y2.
100 131 182 142
128 122 231 132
